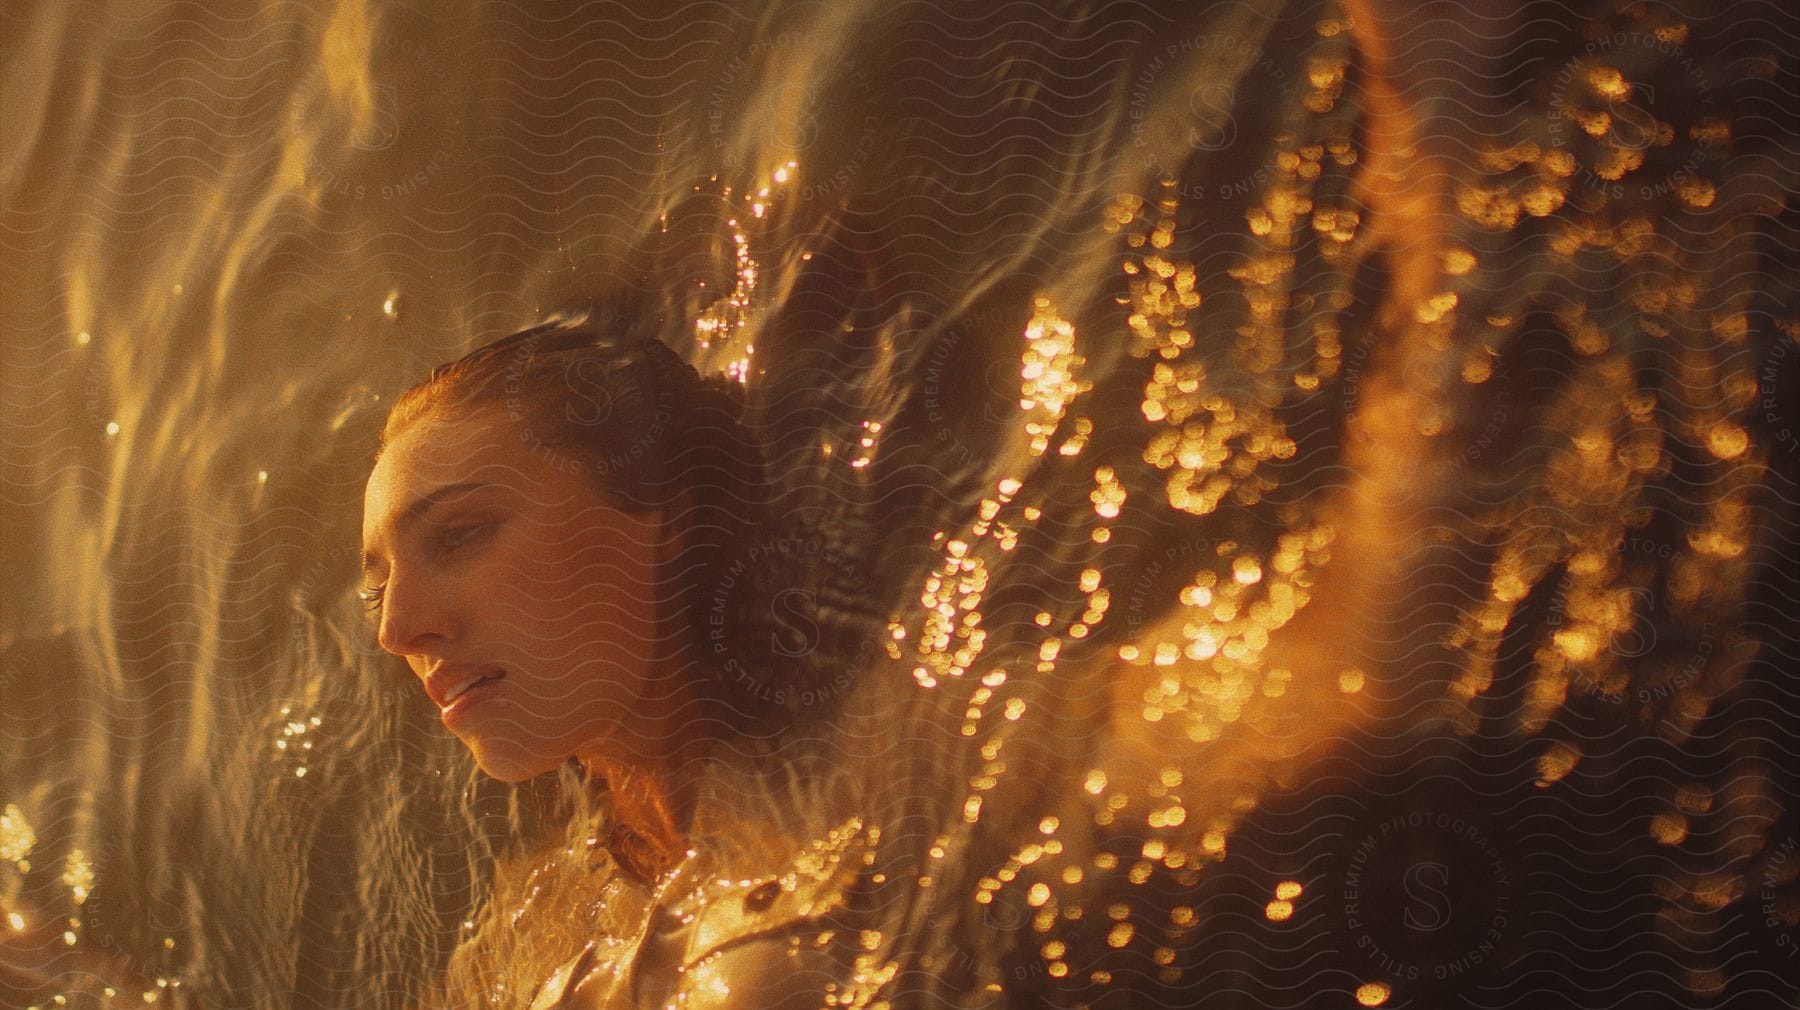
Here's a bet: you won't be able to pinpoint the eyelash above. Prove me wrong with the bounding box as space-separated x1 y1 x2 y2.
360 522 497 619
359 584 386 616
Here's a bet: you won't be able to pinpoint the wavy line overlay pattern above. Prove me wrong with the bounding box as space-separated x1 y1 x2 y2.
2 0 1797 1007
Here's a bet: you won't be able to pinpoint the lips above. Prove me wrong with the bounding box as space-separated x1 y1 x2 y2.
442 673 500 706
424 664 506 709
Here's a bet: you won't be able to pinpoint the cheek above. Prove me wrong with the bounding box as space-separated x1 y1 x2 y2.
561 532 660 599
476 522 660 648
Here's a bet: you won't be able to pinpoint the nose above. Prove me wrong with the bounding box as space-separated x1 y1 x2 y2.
374 568 458 658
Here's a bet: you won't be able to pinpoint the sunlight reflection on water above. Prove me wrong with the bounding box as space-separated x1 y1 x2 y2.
2 1 1794 1007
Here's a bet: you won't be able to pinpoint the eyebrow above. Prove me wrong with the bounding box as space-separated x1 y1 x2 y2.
361 481 496 576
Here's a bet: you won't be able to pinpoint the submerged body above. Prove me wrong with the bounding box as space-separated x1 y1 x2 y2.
518 819 875 1009
428 756 886 1010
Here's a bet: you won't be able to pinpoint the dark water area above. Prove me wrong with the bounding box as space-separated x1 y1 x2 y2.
3 0 1797 1007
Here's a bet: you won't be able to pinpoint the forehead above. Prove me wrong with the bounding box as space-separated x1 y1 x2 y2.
361 407 567 543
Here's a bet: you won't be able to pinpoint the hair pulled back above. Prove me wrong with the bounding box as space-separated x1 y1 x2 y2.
375 302 775 727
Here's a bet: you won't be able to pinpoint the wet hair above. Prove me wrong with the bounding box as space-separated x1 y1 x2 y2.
374 304 771 723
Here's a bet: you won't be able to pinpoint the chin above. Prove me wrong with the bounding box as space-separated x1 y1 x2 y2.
468 742 561 783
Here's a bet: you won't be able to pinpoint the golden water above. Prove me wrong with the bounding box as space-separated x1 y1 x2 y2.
3 0 1796 1007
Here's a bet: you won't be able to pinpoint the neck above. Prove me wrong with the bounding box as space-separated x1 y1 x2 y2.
574 677 718 881
589 759 695 882
574 614 721 878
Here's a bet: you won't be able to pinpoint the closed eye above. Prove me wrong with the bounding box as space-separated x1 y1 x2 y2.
357 521 501 623
358 583 386 618
440 521 498 551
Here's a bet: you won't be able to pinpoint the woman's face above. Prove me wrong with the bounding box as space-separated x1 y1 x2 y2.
360 404 693 782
